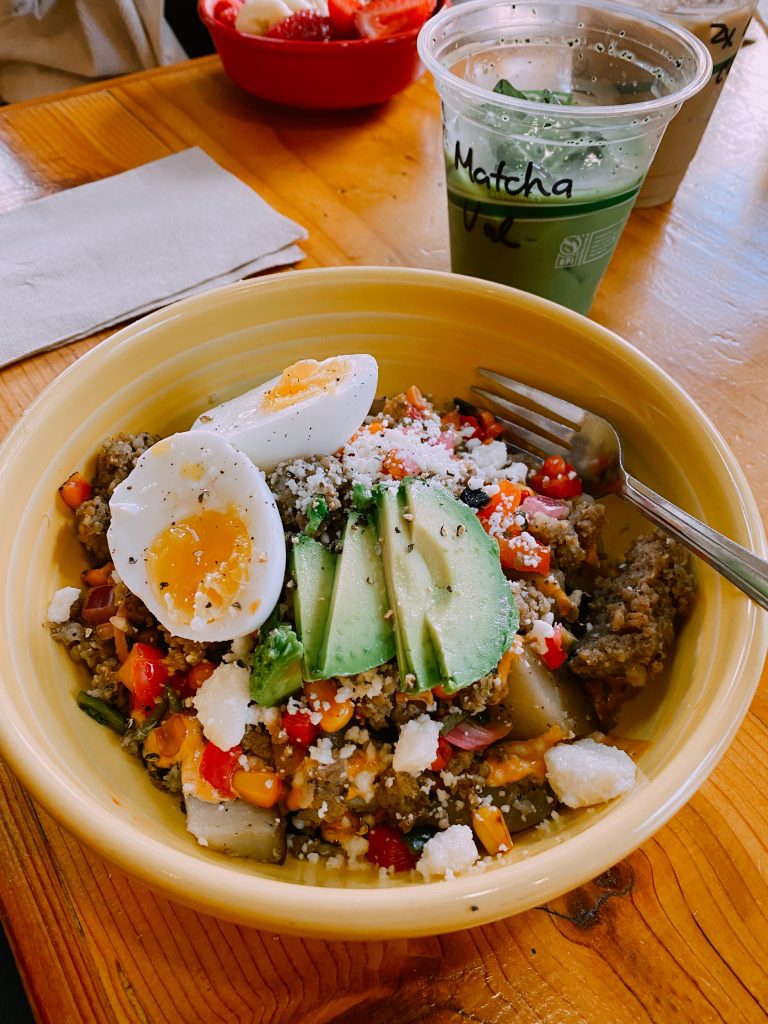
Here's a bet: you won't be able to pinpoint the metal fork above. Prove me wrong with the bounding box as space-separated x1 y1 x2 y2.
473 368 768 612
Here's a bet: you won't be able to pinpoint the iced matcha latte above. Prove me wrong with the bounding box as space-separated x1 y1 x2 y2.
419 0 711 313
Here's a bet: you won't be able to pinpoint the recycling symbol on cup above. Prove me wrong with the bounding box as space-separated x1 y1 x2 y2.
555 234 585 268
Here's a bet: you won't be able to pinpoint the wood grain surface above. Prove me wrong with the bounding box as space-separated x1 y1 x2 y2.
0 26 767 1024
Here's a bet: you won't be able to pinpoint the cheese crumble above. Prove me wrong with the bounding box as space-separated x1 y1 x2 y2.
47 587 81 624
192 663 259 751
392 715 441 775
544 739 636 808
416 825 479 879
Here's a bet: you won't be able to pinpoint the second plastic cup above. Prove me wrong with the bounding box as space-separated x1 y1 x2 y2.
418 0 712 314
631 0 757 207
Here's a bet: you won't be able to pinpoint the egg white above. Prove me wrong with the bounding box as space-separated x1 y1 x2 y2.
107 431 285 642
191 354 378 472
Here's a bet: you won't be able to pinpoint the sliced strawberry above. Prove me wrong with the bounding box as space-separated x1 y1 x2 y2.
353 0 431 39
213 0 240 26
328 0 363 36
266 11 334 39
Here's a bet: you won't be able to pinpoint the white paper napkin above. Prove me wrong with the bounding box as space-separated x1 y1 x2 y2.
0 147 307 368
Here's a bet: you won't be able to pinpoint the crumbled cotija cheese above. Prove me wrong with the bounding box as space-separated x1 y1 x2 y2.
341 422 465 488
544 738 636 808
528 616 556 655
466 441 528 483
308 737 335 765
46 586 81 624
416 825 479 879
341 834 370 870
223 635 255 663
192 663 258 750
392 715 441 775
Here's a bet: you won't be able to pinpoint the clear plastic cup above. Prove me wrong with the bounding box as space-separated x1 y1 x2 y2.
418 0 712 314
631 0 757 207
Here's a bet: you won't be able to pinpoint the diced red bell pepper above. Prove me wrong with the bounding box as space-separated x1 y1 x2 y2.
477 479 531 526
540 624 567 670
282 709 321 749
459 414 482 439
382 449 420 481
172 659 217 699
530 455 583 500
430 736 453 771
117 642 168 712
366 826 419 872
478 480 549 571
58 471 92 510
431 686 454 701
199 742 243 798
482 421 505 442
498 534 551 575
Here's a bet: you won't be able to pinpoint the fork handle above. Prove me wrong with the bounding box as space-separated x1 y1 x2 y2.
621 475 768 613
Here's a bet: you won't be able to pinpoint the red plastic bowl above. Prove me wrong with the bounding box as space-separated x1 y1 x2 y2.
199 0 439 109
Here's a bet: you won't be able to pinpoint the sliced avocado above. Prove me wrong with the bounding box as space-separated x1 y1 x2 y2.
404 477 518 691
499 646 596 739
291 535 336 680
317 512 396 677
250 623 303 707
374 485 442 691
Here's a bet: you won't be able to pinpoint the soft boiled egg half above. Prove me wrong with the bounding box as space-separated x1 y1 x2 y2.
191 354 377 472
107 431 285 642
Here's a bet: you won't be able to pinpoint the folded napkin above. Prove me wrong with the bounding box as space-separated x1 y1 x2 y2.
0 147 307 368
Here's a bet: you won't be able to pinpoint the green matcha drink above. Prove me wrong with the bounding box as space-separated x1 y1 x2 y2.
418 0 711 314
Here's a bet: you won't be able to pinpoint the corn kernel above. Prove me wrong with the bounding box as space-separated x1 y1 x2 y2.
303 679 355 733
472 806 513 856
232 769 283 808
321 812 360 845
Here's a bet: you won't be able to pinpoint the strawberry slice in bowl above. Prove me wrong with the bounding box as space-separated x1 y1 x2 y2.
354 0 434 39
327 0 363 37
266 10 334 38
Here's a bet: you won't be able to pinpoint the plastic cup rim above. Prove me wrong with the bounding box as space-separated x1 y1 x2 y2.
417 0 713 121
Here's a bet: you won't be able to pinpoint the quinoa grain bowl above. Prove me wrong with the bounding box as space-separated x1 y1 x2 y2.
1 267 763 937
48 353 694 881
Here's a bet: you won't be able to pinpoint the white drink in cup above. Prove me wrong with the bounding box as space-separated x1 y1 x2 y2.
632 0 756 207
418 0 711 314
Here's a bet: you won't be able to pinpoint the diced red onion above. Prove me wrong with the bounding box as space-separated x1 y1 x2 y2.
443 720 512 751
435 430 457 451
81 585 116 625
521 495 569 519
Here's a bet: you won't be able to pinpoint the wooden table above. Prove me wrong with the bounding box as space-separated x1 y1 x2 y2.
1 28 767 1023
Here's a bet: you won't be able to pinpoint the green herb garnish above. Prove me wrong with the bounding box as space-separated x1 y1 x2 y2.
76 691 128 734
305 495 329 536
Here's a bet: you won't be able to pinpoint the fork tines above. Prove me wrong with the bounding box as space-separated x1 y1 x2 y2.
473 368 585 462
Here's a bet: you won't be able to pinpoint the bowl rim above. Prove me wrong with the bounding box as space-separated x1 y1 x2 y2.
0 266 765 939
198 0 425 48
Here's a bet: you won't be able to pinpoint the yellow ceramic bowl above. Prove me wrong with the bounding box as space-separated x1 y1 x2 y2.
0 267 765 939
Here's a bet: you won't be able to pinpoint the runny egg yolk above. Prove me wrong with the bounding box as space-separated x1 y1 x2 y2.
146 507 251 624
261 357 350 412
